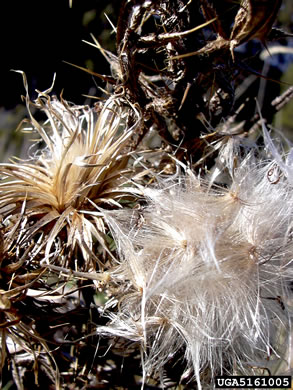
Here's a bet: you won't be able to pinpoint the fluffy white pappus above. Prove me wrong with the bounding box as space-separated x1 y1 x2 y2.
99 146 293 388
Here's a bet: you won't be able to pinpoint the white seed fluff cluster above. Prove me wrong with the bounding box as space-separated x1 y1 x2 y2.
100 135 293 388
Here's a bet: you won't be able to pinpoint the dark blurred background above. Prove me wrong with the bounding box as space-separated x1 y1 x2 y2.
0 0 121 107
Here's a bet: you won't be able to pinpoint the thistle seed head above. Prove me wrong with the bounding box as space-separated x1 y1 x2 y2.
99 140 293 388
0 84 141 270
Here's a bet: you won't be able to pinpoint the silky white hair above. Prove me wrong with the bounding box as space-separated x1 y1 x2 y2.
98 135 293 388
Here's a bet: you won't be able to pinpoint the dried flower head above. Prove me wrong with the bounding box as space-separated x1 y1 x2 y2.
99 141 293 388
0 74 141 270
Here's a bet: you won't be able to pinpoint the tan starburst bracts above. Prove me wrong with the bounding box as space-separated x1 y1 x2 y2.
0 75 141 271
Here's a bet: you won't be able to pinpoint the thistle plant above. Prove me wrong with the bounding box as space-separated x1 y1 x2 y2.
1 1 293 389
